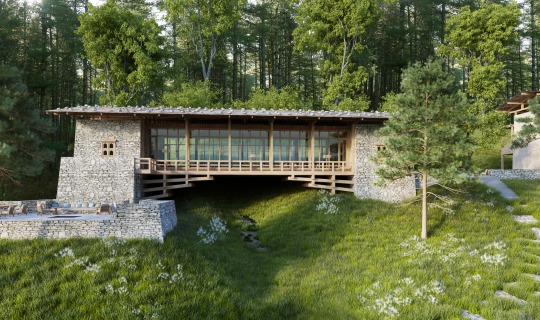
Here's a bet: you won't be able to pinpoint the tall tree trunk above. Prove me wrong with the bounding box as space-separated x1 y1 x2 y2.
421 172 428 239
532 0 537 90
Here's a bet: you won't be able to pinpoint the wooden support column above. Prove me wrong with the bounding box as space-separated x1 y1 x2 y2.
269 119 274 170
348 124 355 170
163 174 167 197
185 119 190 165
310 121 315 170
228 117 232 169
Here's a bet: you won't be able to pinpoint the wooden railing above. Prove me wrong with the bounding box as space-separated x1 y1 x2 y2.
134 158 352 174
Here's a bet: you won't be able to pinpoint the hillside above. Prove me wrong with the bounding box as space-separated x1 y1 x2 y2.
1 178 539 319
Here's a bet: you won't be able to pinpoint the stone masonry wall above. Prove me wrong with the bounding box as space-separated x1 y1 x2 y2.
56 119 142 204
0 200 177 242
486 169 540 180
354 124 416 202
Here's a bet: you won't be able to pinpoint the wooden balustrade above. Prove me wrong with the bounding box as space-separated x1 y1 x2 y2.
134 158 351 175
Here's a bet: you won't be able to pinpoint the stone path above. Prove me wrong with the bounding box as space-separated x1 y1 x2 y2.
486 209 540 315
479 176 518 199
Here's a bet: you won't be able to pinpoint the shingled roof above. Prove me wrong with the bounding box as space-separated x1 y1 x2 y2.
46 105 389 122
499 91 540 115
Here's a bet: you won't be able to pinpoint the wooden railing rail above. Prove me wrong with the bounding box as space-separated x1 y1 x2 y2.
135 158 351 174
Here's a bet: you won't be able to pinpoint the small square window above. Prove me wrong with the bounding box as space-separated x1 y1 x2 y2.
101 140 116 158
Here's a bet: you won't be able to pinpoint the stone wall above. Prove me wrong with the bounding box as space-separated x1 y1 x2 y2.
0 200 46 213
0 200 177 242
486 169 540 179
56 119 142 204
354 124 416 202
511 112 540 169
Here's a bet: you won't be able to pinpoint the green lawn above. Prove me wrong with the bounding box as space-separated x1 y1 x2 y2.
1 178 539 319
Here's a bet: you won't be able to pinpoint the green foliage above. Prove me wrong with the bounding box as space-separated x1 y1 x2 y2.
162 81 219 108
439 2 519 148
233 86 308 110
294 0 377 107
512 96 540 149
440 2 520 102
376 60 474 185
376 59 474 238
0 65 53 183
164 0 244 80
77 0 164 107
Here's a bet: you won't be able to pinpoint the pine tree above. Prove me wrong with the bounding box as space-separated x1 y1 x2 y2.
376 60 474 239
0 65 53 184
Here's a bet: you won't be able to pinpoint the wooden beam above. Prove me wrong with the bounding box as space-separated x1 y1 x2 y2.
286 177 354 184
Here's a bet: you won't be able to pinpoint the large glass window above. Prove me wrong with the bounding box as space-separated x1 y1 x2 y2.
273 130 308 161
190 129 229 161
151 128 186 160
314 130 347 161
231 130 268 161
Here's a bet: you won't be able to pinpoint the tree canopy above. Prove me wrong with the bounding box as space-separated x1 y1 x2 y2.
376 60 474 238
77 0 164 106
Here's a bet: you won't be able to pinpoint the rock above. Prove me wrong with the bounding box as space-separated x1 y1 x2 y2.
532 228 540 240
526 274 540 282
513 215 538 224
242 215 257 224
461 310 486 320
494 290 526 305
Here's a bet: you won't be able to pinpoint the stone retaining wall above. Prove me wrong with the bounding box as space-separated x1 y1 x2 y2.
0 200 177 242
354 124 416 202
486 169 540 180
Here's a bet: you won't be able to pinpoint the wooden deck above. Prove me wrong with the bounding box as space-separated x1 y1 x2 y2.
135 158 355 199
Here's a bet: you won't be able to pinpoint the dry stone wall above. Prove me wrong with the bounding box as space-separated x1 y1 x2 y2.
56 119 142 204
354 124 416 202
486 169 540 180
0 200 177 242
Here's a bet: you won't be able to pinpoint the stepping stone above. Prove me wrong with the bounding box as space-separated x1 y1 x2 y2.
461 310 485 320
534 292 540 295
533 228 540 240
513 216 538 224
495 290 526 305
527 274 540 282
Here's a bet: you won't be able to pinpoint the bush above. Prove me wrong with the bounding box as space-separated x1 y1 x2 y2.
234 86 308 110
162 81 219 108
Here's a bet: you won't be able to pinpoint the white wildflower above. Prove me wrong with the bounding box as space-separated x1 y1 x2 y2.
56 247 75 258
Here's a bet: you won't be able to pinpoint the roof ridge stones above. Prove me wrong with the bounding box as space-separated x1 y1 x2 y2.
48 105 388 121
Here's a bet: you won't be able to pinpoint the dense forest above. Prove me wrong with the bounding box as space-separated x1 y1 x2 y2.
0 0 534 197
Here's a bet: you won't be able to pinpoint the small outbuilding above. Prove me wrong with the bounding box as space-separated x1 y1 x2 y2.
499 92 540 170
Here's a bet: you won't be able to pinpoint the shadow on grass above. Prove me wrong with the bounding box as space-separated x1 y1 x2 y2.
164 177 366 319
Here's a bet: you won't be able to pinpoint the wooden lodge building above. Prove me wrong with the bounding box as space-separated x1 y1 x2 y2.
499 91 540 170
46 106 416 204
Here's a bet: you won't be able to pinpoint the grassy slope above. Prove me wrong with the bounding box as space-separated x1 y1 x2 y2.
0 178 539 319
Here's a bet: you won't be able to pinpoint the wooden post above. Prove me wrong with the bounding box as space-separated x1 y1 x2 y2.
228 118 232 170
269 119 274 171
348 124 355 170
185 119 190 167
310 121 315 171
